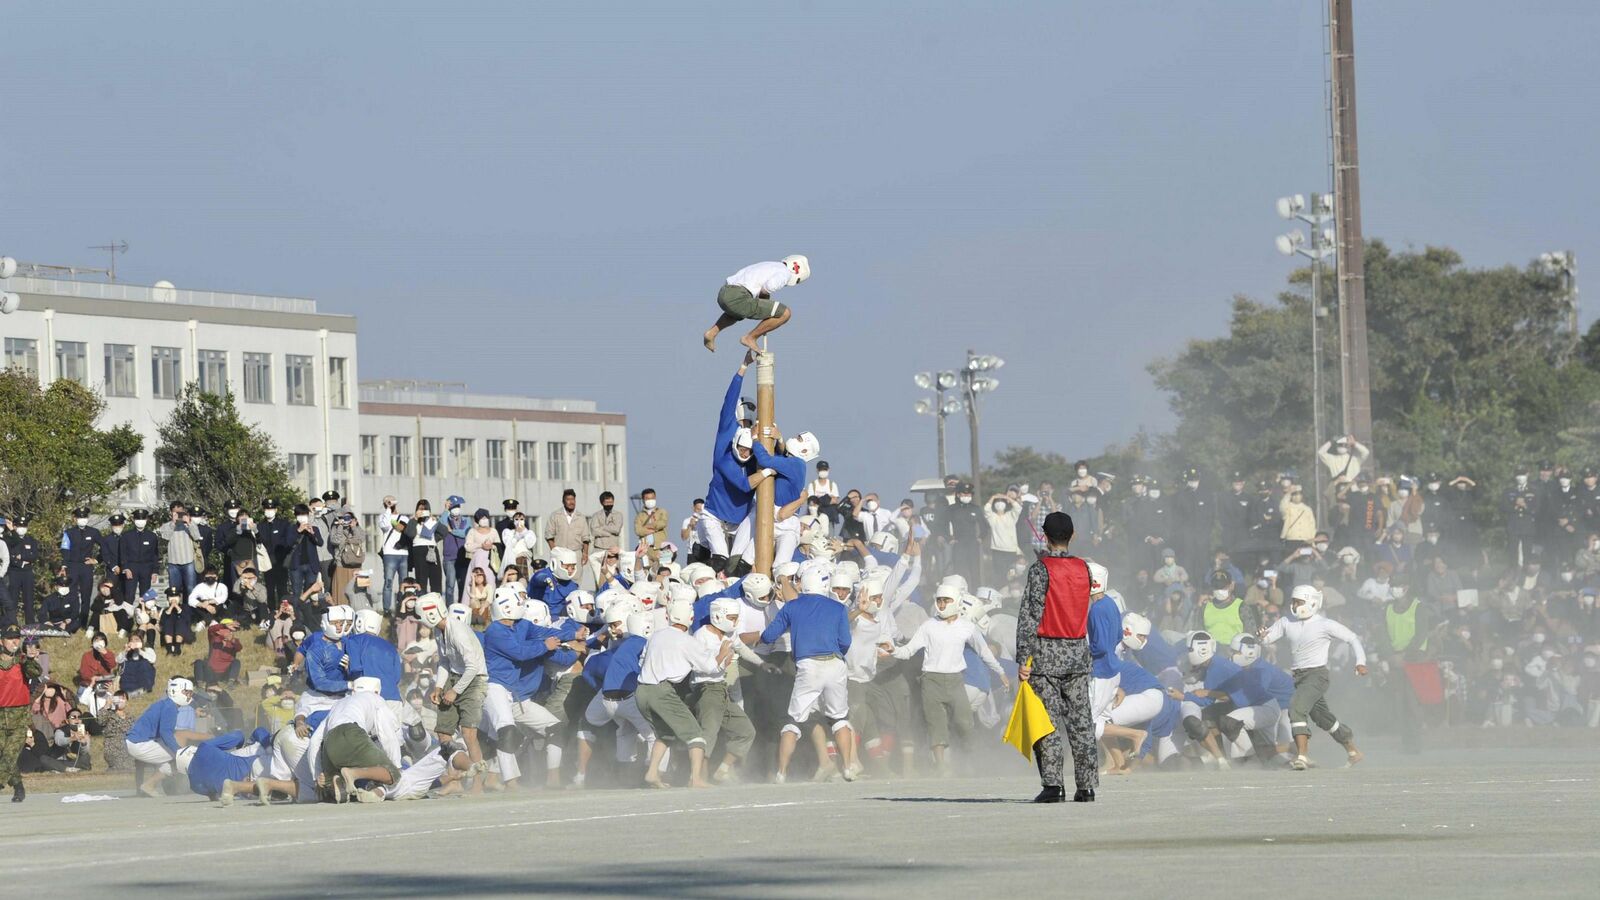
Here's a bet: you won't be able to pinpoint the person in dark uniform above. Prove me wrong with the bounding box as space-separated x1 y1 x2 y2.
215 500 245 591
119 510 161 607
1016 512 1099 803
258 499 294 605
1248 481 1281 564
494 499 519 559
941 483 984 588
100 513 129 602
1218 472 1253 562
1170 467 1214 579
61 506 102 630
6 517 40 626
1503 471 1539 568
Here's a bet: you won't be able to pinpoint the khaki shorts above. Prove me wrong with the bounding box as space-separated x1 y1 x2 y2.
434 675 488 737
717 284 786 321
318 722 400 783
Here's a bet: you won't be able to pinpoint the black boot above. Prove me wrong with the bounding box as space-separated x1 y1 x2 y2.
1032 785 1065 803
11 780 24 803
1073 788 1095 802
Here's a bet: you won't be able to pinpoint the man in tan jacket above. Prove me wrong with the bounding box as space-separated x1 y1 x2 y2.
634 488 669 566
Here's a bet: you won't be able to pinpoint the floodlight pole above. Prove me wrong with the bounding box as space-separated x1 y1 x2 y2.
935 384 949 478
753 348 776 577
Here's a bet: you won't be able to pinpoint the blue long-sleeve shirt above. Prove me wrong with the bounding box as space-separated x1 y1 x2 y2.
127 697 182 752
1088 596 1123 679
485 619 563 701
750 442 806 507
704 370 756 522
344 633 402 702
528 568 580 618
582 647 614 690
1113 656 1162 694
302 634 349 695
186 730 259 797
692 578 746 629
601 635 647 694
1134 628 1182 672
1186 656 1244 706
759 594 851 661
1227 661 1295 707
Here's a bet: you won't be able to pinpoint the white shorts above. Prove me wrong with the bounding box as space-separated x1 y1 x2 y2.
788 657 849 723
295 689 345 719
1090 673 1122 736
581 692 655 761
1109 687 1166 728
695 514 733 560
388 747 457 801
737 508 802 565
268 727 309 782
126 739 176 773
482 682 561 782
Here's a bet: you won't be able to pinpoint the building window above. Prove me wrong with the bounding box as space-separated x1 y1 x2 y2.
360 435 378 476
388 436 412 477
452 438 477 479
545 442 567 482
285 354 314 406
4 338 39 378
151 346 183 400
288 453 317 497
605 443 621 484
154 461 173 499
332 454 351 500
575 443 596 482
104 344 137 397
517 441 538 481
243 352 272 403
54 341 88 385
328 356 350 408
197 350 228 395
362 514 382 555
485 440 506 480
421 437 443 478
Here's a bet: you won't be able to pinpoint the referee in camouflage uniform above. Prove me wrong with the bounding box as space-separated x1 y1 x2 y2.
0 624 42 802
1015 512 1099 803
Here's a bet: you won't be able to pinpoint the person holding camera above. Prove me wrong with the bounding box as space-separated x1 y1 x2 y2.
157 502 201 597
53 706 92 771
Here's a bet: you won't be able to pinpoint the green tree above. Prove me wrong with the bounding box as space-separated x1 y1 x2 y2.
153 385 305 514
0 368 142 580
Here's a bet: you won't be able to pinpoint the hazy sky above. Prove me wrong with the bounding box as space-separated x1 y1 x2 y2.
4 2 1597 513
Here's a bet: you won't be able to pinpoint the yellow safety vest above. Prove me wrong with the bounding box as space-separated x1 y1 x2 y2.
1202 598 1245 646
1386 602 1421 653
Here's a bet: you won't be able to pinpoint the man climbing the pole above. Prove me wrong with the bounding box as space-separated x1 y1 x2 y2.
703 255 809 353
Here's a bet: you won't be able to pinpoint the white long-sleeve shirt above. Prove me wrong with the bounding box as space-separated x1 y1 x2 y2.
846 613 896 683
691 624 761 684
308 691 402 778
640 626 724 686
187 582 228 610
893 616 1004 677
1262 614 1367 670
437 616 487 693
740 600 790 653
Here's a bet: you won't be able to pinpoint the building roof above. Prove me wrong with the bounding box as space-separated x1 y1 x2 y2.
358 381 624 426
11 275 356 332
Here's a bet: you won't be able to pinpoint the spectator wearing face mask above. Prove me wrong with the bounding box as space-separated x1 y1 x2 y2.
1317 434 1371 490
590 491 624 557
405 501 443 594
985 494 1022 575
940 483 984 587
1504 469 1540 568
76 633 118 692
188 567 228 628
440 495 470 605
634 489 669 566
120 638 156 695
1278 485 1316 553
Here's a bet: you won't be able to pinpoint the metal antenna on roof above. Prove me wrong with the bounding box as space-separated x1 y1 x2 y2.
88 240 129 281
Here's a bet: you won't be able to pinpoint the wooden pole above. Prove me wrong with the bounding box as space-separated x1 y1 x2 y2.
1330 0 1373 459
753 349 776 576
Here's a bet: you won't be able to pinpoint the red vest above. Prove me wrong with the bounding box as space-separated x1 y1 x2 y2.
0 659 28 708
1037 556 1090 639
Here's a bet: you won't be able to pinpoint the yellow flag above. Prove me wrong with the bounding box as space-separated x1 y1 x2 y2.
1001 661 1055 759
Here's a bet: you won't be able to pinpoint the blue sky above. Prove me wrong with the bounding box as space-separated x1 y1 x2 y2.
4 2 1596 514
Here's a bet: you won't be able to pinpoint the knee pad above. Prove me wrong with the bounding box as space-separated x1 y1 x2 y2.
495 725 525 754
1217 715 1244 742
1182 716 1206 741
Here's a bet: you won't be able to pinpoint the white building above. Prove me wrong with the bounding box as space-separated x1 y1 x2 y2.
1 275 360 510
357 380 628 540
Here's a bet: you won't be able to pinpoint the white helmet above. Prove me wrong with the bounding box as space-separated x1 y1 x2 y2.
448 602 471 624
625 611 654 639
860 570 890 600
1290 583 1323 619
167 676 196 707
416 592 447 628
974 586 1002 611
352 676 383 695
799 558 832 594
709 597 742 634
785 431 820 462
1187 631 1217 667
322 604 354 639
774 560 802 583
617 550 638 583
595 588 631 616
781 254 811 285
551 546 580 582
521 597 553 627
631 580 664 608
869 530 900 555
175 745 198 776
666 582 697 607
681 562 716 587
958 593 990 629
493 586 526 622
934 582 962 618
938 574 968 595
741 573 773 606
604 599 635 627
1231 633 1261 666
1087 562 1109 596
1121 612 1152 652
696 578 726 599
732 427 755 458
832 560 860 592
353 608 384 636
566 590 596 620
666 599 695 629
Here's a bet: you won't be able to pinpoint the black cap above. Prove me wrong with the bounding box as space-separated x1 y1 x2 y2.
959 482 973 492
53 575 70 587
503 498 519 510
72 506 89 517
12 515 29 526
226 499 243 509
108 513 126 526
165 585 183 597
262 498 278 510
190 504 207 516
1231 471 1245 482
320 490 341 502
1209 570 1233 589
1585 468 1598 479
1540 460 1555 470
817 460 830 470
1 624 20 641
1425 472 1442 483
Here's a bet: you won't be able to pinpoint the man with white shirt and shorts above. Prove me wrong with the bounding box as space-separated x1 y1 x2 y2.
703 256 810 353
1261 583 1369 770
